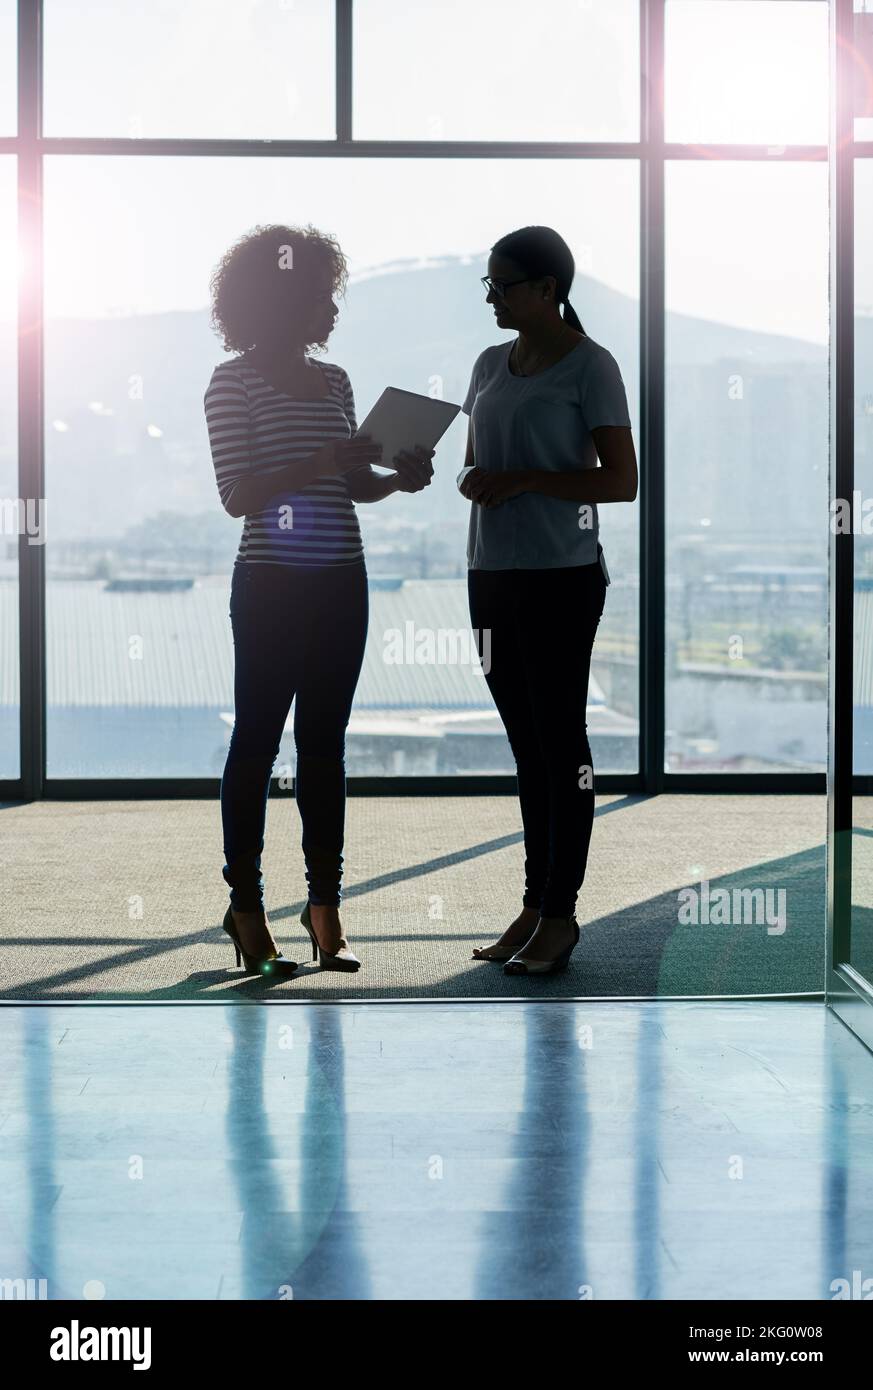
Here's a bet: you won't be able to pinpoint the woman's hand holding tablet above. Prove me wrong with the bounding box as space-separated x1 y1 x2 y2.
319 434 384 476
391 446 435 493
353 387 460 474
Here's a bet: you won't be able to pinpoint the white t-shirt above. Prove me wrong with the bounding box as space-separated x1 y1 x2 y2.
460 336 631 571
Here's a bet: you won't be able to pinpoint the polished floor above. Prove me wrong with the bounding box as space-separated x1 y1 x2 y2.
0 999 871 1300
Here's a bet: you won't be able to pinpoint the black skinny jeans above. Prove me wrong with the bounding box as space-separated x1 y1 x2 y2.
467 556 607 919
221 560 368 911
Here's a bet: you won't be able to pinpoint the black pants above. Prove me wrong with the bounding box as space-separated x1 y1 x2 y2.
467 557 607 919
221 560 368 911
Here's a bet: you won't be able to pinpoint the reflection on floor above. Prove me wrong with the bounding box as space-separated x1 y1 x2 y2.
0 795 826 999
0 1000 871 1300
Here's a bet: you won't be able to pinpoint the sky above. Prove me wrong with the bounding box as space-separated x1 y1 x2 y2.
0 0 870 343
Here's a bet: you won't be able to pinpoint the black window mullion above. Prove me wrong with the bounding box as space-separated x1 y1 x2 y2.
640 0 665 792
336 0 352 142
17 0 45 801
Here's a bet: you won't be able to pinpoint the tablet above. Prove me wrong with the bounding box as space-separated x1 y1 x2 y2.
354 387 460 469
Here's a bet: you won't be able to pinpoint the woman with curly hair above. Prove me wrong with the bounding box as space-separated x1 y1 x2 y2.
205 223 433 978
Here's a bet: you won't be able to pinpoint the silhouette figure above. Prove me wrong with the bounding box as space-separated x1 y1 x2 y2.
461 226 638 976
204 224 434 976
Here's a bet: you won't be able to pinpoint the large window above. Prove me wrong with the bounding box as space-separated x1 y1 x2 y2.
665 0 829 145
43 0 335 139
0 2 14 135
353 0 639 141
665 160 829 772
7 0 841 793
43 155 638 777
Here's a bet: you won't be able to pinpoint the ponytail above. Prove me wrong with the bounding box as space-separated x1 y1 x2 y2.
562 297 586 335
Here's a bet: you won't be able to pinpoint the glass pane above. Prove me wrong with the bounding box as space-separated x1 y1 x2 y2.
665 0 829 146
665 160 829 772
43 0 334 138
851 160 873 980
354 0 639 141
853 796 873 982
0 1 14 134
854 3 873 143
44 155 638 777
0 156 18 777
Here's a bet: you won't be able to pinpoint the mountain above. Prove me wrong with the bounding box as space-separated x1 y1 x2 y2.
0 253 853 549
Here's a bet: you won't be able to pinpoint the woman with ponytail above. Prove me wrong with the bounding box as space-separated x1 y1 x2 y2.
460 225 637 976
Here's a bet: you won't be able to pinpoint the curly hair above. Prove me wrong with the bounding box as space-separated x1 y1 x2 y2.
209 223 348 354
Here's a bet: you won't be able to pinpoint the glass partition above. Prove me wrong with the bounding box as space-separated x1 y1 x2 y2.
850 158 873 982
0 155 17 778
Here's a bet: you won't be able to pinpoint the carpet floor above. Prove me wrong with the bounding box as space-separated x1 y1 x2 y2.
0 794 826 1001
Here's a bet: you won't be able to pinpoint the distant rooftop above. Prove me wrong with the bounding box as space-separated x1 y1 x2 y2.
0 577 608 710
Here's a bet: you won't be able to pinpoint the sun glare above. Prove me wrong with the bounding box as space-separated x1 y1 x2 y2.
665 0 829 147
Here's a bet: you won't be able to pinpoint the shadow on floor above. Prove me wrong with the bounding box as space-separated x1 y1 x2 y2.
1 797 826 1001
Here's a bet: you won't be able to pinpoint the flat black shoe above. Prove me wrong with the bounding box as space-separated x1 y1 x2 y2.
222 906 299 978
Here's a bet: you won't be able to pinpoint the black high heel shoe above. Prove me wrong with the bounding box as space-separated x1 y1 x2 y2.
222 906 299 979
301 902 361 972
503 916 580 976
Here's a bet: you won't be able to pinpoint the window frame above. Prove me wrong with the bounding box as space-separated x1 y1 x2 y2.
2 0 841 801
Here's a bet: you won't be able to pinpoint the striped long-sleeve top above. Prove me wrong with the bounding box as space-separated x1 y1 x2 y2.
203 356 365 567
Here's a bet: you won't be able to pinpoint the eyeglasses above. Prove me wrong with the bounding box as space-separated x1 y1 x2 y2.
480 275 532 299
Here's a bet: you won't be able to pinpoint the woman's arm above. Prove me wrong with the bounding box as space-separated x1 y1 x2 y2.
527 427 638 502
337 366 433 502
221 441 382 518
460 426 637 508
344 468 400 503
204 368 381 519
345 447 435 503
